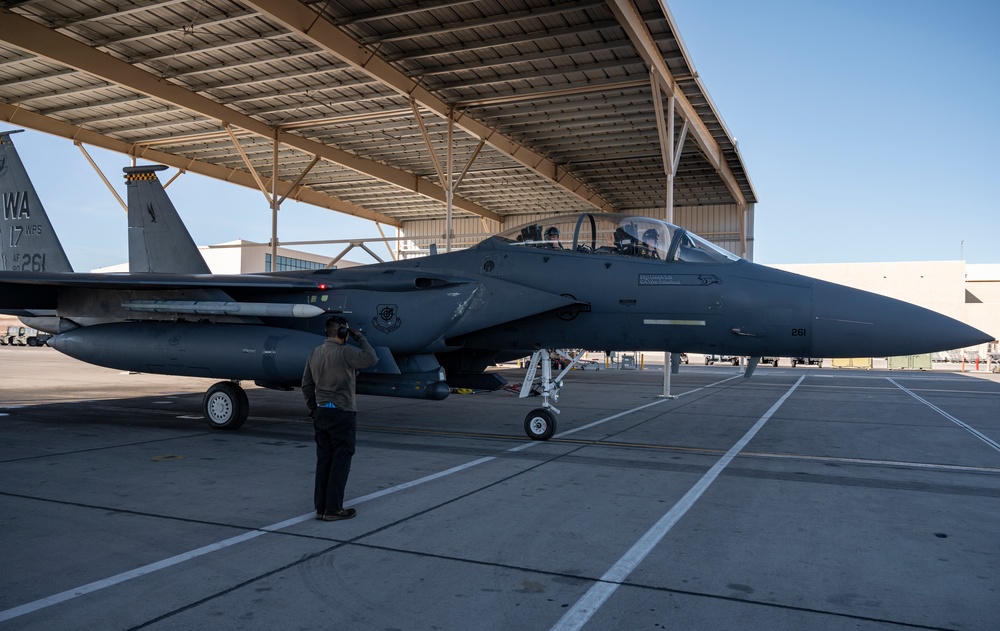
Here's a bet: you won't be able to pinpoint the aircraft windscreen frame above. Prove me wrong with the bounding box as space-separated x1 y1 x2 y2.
497 213 741 264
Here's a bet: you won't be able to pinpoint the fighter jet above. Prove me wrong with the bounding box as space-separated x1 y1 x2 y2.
1 130 991 439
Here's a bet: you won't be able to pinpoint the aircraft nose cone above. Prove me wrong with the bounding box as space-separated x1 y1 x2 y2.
810 280 991 357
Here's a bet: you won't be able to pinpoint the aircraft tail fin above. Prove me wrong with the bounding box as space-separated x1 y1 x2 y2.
125 165 211 274
0 129 74 272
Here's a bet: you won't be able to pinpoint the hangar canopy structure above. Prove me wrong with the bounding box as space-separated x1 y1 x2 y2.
0 0 756 262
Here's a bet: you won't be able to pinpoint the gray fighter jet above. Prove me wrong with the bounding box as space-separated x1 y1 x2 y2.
1 130 991 439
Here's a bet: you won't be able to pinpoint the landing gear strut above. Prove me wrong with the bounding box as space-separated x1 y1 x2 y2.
519 348 584 440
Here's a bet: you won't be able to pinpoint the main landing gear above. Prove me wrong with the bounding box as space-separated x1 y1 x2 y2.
519 349 585 440
202 381 249 430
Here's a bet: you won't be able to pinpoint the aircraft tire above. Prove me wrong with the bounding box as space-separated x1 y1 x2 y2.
203 381 249 430
524 408 556 441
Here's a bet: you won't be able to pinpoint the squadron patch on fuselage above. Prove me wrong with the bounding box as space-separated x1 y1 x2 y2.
372 303 402 333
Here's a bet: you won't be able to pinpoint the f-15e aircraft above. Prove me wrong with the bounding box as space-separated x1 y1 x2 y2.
1 130 991 439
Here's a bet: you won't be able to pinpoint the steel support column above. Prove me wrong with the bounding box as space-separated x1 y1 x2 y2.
411 100 487 252
271 130 279 270
607 0 746 209
651 71 688 225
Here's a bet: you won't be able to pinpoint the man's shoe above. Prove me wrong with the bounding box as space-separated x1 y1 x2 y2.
320 508 356 521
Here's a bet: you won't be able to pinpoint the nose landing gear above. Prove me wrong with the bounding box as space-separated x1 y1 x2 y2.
519 348 584 440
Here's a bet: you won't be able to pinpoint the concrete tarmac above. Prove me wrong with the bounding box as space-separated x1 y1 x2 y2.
1 346 999 630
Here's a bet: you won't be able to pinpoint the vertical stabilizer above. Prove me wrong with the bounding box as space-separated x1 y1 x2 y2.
126 165 211 274
0 130 73 272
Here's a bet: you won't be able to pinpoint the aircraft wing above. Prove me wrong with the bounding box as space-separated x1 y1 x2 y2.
0 271 325 310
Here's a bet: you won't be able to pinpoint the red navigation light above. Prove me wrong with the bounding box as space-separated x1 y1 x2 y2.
316 283 330 290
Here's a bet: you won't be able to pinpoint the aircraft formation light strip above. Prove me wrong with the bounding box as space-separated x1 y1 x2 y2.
642 319 706 326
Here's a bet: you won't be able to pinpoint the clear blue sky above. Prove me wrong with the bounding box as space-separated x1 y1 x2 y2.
5 0 999 272
669 0 1000 265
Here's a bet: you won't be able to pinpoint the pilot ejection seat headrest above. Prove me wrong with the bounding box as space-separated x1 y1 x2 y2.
614 226 637 247
520 224 544 242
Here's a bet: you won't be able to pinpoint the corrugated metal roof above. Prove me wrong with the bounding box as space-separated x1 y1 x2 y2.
0 0 756 230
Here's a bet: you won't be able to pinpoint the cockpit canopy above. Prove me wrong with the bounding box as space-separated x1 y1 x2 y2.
497 213 741 264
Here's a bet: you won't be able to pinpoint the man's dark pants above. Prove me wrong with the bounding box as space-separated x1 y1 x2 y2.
313 408 357 514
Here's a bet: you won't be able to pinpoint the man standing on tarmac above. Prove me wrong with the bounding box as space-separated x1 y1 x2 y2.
302 316 379 521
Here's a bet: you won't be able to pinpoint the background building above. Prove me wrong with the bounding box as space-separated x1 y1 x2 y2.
93 241 361 275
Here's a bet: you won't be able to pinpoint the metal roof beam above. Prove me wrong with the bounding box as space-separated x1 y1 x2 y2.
406 41 636 79
456 78 648 107
384 20 621 62
243 0 615 213
26 0 191 28
354 1 607 46
14 81 129 104
472 90 656 117
173 50 335 79
320 0 480 26
133 32 310 71
429 57 648 92
0 8 498 222
184 66 355 97
84 9 260 48
134 109 416 147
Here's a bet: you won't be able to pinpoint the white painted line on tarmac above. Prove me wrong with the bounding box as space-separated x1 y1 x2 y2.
0 530 267 623
887 377 1000 453
0 376 739 623
347 457 498 505
550 375 806 631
